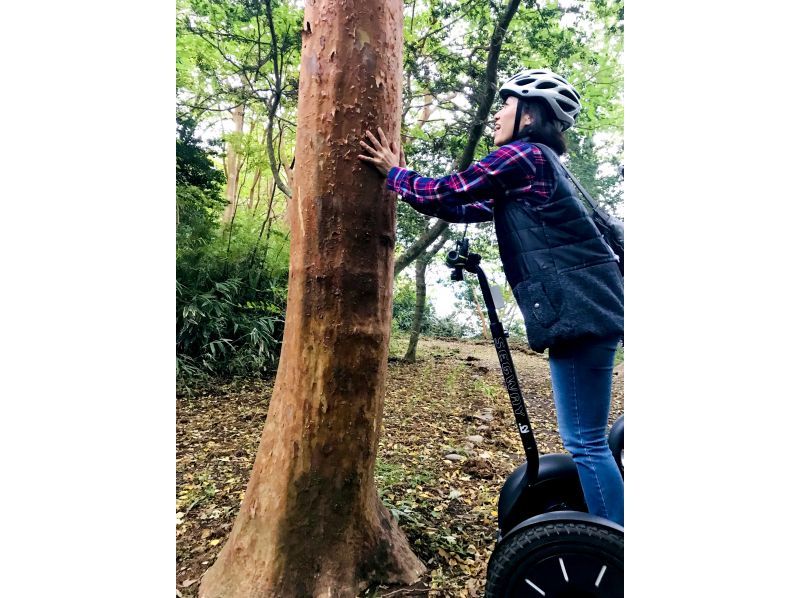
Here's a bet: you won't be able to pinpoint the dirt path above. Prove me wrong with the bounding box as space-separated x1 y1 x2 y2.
410 337 624 455
176 336 624 597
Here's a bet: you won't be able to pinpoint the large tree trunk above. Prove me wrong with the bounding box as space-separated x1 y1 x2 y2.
199 1 424 597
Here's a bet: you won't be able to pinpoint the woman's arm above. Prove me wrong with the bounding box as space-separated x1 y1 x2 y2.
358 128 536 223
387 166 494 223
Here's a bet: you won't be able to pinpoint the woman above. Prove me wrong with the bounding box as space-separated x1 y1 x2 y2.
359 69 624 526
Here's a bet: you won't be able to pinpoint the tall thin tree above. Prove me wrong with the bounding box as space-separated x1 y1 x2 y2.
222 103 246 224
403 233 449 362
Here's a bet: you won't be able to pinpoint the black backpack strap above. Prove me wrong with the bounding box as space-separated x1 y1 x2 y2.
529 142 624 276
530 142 618 228
529 142 600 211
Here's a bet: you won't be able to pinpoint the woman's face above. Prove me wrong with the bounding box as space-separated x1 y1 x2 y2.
493 96 531 146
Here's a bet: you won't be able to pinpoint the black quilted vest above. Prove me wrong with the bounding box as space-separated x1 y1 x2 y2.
493 142 624 352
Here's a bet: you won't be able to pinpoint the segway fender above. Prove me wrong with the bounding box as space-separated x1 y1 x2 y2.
497 454 586 534
501 510 624 544
497 462 533 533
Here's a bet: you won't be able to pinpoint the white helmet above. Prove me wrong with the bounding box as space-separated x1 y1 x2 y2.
499 69 582 131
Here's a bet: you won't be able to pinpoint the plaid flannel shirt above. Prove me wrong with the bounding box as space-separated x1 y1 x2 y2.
386 140 555 223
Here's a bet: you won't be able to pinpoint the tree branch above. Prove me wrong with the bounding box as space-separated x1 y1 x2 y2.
394 222 450 276
423 231 450 263
393 0 522 275
264 0 292 198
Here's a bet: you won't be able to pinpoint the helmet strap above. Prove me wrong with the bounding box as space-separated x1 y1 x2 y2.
511 99 525 141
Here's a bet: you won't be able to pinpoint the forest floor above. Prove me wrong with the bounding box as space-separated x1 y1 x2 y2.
176 335 623 597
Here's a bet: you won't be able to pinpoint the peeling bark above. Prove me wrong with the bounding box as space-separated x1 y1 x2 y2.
199 1 424 596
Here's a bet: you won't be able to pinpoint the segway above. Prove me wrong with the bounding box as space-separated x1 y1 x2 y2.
445 238 624 598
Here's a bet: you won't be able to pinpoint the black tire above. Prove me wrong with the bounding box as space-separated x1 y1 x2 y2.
485 521 623 598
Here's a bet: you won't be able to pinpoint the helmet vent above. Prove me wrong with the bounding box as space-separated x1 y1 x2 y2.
558 89 578 102
556 99 574 111
536 81 558 89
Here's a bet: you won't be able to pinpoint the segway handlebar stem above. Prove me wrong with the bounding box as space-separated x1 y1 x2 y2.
446 242 540 475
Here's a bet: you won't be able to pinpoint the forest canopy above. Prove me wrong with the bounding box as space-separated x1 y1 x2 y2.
176 0 624 381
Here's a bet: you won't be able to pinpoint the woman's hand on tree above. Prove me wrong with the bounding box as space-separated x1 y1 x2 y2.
358 128 403 177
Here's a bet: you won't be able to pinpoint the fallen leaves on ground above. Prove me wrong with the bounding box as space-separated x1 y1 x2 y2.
176 337 624 597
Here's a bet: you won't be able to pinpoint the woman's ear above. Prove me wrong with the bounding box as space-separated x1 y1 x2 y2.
521 112 534 128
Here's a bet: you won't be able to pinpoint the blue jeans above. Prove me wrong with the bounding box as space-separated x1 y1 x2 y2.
549 336 624 526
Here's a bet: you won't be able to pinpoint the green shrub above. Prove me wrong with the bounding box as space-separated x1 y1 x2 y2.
176 276 285 380
175 117 290 383
427 313 472 339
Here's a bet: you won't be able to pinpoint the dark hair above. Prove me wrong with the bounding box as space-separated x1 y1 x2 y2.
516 97 568 156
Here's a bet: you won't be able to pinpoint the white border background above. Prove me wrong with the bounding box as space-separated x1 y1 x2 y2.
1 1 798 595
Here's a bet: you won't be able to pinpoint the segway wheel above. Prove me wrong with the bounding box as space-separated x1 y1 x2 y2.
485 521 623 598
